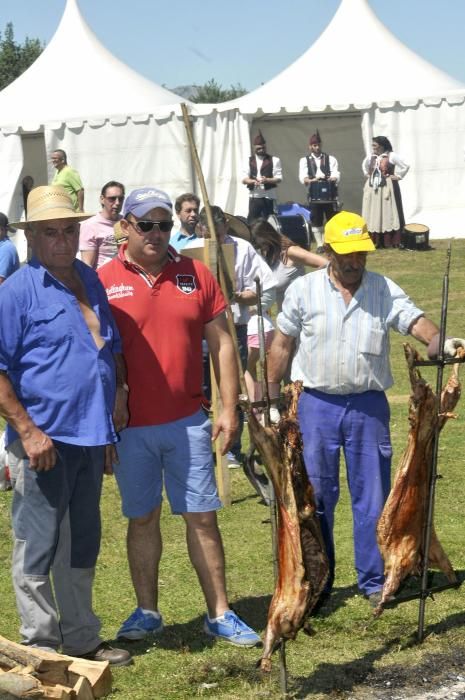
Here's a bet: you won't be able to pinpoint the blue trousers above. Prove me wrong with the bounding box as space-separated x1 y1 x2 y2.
297 389 392 595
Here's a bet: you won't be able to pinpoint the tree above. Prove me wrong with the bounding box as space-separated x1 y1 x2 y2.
0 23 44 92
191 78 247 103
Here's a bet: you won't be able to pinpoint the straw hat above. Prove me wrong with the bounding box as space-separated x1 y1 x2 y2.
113 219 128 245
12 186 92 229
224 213 251 242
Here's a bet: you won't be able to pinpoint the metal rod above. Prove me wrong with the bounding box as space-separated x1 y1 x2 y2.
417 243 452 642
255 277 271 427
255 276 288 695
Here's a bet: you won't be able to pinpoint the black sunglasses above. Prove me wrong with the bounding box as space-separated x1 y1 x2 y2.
105 195 124 202
128 219 174 234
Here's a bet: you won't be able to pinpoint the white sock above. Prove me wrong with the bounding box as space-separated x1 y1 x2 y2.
208 610 231 623
140 608 160 618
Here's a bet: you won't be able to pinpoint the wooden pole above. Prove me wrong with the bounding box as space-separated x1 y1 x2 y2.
181 103 247 505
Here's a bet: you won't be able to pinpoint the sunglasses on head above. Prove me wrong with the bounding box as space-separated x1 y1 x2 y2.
128 219 174 234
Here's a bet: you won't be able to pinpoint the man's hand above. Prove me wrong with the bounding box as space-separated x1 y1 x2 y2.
113 385 129 433
444 338 465 358
21 428 56 471
211 407 238 455
104 444 119 475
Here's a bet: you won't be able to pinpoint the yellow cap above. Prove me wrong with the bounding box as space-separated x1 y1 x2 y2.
324 211 375 254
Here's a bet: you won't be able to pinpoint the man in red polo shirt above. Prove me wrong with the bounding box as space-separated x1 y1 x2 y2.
98 187 260 647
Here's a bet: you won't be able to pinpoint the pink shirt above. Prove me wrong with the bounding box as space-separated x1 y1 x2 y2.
79 212 120 269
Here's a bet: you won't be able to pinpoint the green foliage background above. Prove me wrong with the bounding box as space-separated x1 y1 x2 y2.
0 23 43 91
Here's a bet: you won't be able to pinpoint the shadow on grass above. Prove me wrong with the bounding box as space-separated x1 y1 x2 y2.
290 575 465 698
111 594 273 658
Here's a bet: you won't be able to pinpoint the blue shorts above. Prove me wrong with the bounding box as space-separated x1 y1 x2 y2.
114 409 221 517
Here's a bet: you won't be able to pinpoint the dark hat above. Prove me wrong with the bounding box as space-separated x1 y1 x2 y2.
253 131 266 146
309 130 321 145
224 213 251 242
0 212 16 232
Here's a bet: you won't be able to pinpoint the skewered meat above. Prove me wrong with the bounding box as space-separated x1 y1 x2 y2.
242 382 329 671
374 344 461 616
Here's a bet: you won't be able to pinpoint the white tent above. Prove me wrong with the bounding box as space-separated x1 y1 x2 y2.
210 0 465 237
0 0 245 257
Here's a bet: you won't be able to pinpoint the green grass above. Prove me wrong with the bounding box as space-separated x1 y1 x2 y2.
1 241 465 699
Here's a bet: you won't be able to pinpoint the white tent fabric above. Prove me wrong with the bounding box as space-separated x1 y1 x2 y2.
203 0 465 236
0 0 252 225
45 117 193 216
193 111 251 215
218 0 465 114
0 133 23 212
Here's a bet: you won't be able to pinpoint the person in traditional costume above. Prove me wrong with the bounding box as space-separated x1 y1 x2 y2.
362 136 409 249
298 130 340 253
242 131 282 224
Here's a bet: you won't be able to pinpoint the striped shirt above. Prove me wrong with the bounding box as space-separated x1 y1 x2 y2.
277 267 423 394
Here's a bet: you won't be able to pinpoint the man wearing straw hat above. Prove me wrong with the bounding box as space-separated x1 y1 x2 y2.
98 187 260 647
266 210 465 610
0 186 132 665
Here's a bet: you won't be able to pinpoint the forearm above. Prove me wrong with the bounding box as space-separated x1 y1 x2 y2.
80 249 98 268
409 316 439 345
0 371 38 440
77 189 84 212
234 289 257 305
287 245 327 269
112 353 129 431
114 352 128 387
210 338 239 409
267 330 295 383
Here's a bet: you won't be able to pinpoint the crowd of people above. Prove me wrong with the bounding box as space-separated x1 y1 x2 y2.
0 136 462 666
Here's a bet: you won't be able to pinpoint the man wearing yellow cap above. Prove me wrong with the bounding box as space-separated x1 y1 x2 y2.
267 211 465 607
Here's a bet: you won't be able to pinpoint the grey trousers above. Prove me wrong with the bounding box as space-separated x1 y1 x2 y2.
9 440 105 655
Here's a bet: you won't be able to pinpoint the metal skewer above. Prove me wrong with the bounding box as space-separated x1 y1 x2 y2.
255 277 288 697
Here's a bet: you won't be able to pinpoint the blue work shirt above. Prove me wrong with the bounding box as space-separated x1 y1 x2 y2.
169 229 198 252
0 257 122 447
0 237 20 279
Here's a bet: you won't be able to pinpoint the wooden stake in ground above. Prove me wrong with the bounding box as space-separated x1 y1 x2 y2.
181 102 248 505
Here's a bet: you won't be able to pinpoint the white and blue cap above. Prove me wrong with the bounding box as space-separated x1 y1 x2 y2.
123 187 172 218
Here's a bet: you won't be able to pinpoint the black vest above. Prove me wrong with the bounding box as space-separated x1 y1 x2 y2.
248 155 274 190
306 153 331 179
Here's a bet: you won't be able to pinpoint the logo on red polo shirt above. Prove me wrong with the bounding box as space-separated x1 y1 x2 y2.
176 274 196 295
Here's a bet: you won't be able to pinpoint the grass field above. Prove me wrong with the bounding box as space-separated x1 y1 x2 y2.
0 241 465 699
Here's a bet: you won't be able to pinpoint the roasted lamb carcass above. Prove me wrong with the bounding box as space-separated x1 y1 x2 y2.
374 344 461 617
241 381 329 672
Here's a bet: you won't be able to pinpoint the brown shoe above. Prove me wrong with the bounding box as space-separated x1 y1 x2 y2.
77 641 133 667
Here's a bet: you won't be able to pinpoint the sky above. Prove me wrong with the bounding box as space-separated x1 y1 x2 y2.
1 0 465 93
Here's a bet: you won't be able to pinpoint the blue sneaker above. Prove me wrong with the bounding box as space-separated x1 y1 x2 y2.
204 610 261 647
116 607 163 641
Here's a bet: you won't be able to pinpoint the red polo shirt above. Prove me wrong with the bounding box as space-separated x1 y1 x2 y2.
98 246 226 426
